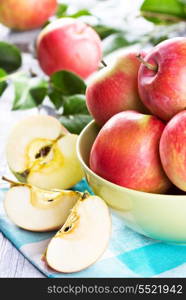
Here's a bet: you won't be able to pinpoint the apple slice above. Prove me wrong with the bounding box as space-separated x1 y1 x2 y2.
6 115 83 189
45 193 111 273
3 177 81 232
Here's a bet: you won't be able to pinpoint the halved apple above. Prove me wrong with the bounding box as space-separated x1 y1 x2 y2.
45 193 111 273
3 177 81 232
6 115 84 189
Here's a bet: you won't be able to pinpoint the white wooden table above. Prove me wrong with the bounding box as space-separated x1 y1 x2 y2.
0 233 44 277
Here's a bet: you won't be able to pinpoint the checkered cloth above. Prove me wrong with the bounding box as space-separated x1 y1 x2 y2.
1 179 186 278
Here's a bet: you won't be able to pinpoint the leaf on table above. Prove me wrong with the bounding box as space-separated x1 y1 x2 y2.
103 33 137 56
59 94 91 134
93 25 122 40
69 9 92 18
0 80 7 96
48 87 65 109
148 33 169 46
12 75 47 110
29 82 48 105
59 114 92 134
0 68 8 96
63 94 89 115
0 42 22 73
140 0 186 24
56 3 68 18
0 68 7 79
50 70 86 96
56 3 91 19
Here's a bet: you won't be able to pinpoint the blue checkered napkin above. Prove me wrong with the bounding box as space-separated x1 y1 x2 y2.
0 179 186 278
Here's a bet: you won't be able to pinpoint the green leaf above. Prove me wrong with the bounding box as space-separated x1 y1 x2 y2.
59 114 92 134
0 42 22 73
56 4 91 19
93 25 122 39
140 0 186 24
56 3 68 18
12 76 47 110
0 80 8 96
0 69 8 96
148 34 168 46
29 82 48 105
12 77 33 110
69 9 92 18
48 87 65 109
63 94 89 115
103 33 137 56
50 70 86 96
0 68 7 79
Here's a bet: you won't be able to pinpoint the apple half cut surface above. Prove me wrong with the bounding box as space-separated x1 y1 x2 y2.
6 115 83 190
3 177 81 232
45 193 111 273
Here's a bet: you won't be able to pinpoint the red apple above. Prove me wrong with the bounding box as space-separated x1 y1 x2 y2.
37 18 102 79
90 111 171 193
0 0 57 31
138 37 186 121
160 110 186 191
86 51 147 126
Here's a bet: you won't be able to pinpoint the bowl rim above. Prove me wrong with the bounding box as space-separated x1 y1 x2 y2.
77 120 186 199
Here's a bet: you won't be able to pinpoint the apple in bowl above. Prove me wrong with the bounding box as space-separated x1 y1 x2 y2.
77 120 186 243
89 111 171 193
160 110 186 192
138 37 186 121
86 51 147 126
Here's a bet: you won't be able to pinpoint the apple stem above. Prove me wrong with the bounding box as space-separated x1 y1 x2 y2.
101 60 107 67
82 192 89 200
136 54 158 71
1 176 18 185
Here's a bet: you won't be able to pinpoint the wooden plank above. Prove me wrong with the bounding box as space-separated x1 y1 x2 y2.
0 233 44 278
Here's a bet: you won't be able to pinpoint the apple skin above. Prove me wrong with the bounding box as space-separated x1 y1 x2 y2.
160 110 186 191
37 18 102 78
0 0 57 31
138 37 186 121
86 51 148 126
90 111 171 193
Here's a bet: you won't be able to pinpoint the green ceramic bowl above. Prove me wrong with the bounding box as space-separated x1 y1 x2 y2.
77 120 186 244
